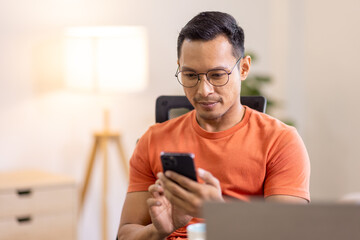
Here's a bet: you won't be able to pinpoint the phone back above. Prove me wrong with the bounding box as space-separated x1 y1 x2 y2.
160 152 197 181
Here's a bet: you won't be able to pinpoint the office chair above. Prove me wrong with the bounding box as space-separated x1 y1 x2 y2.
155 95 267 123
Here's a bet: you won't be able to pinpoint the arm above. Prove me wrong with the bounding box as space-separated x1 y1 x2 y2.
118 184 193 240
266 195 308 203
265 128 311 202
117 192 165 240
158 167 308 220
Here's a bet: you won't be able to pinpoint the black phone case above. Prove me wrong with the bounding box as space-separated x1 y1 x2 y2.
160 152 197 181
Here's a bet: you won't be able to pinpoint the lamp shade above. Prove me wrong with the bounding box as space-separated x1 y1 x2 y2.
65 26 148 92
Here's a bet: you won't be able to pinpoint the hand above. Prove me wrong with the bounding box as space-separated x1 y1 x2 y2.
158 168 224 218
147 179 192 238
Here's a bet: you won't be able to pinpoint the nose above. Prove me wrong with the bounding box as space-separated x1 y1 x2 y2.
196 73 214 97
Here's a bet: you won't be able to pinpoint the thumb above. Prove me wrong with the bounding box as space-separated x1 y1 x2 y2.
197 168 220 188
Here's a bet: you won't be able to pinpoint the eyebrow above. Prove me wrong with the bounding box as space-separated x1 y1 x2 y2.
180 65 230 72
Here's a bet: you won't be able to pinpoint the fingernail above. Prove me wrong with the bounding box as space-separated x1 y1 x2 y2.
165 171 171 177
157 172 162 178
198 168 205 177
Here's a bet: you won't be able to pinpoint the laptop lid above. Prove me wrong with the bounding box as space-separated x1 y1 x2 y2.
204 201 360 240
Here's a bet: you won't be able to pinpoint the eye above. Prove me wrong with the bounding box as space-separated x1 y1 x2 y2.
181 71 198 79
208 70 227 80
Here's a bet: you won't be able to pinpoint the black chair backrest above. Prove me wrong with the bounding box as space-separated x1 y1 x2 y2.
155 95 267 123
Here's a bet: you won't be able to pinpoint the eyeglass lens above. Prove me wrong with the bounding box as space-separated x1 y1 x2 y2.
178 69 229 87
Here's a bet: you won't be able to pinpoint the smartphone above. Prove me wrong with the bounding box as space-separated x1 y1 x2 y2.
160 152 197 182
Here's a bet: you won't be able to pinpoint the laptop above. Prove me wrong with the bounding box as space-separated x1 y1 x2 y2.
204 201 360 240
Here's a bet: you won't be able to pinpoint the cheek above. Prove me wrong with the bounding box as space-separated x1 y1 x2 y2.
233 72 242 90
231 77 242 95
183 88 196 101
218 79 241 101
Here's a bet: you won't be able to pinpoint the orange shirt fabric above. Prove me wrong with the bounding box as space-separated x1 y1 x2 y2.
128 105 310 239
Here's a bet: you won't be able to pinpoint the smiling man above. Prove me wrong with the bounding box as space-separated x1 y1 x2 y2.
117 11 310 240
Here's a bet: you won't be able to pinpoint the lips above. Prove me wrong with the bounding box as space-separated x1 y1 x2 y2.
197 101 218 110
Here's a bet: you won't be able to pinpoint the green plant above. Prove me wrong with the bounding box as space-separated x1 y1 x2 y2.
241 52 295 126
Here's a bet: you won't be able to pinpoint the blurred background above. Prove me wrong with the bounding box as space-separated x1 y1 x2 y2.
1 0 360 239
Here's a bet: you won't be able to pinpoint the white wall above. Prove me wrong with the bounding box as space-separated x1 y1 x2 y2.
269 0 360 200
303 0 360 200
0 1 271 239
1 0 360 239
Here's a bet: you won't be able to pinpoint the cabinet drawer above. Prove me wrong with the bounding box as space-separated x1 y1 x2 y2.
0 211 76 240
0 186 77 218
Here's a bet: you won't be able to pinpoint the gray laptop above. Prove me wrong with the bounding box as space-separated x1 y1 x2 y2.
204 201 360 240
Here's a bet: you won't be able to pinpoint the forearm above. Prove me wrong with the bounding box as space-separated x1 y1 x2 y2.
118 223 168 240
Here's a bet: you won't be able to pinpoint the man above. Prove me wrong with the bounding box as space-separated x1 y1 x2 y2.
117 11 310 240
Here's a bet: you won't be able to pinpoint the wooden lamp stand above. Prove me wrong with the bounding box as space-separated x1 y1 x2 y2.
79 109 128 240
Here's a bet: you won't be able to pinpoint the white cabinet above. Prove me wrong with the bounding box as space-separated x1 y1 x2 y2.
0 170 77 240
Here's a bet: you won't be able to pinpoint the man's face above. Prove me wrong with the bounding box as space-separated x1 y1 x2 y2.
178 35 250 123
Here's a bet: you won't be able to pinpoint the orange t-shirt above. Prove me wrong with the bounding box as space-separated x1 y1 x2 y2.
128 106 310 239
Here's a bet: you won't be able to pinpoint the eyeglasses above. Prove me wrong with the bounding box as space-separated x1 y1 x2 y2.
175 58 241 88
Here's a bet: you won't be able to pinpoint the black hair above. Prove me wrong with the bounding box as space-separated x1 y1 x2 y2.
177 11 245 59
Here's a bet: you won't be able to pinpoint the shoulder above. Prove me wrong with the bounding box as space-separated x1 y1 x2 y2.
246 108 309 165
245 107 297 142
246 106 294 132
134 110 194 160
137 110 194 146
147 110 194 136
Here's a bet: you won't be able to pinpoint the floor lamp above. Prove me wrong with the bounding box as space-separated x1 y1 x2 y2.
80 109 128 240
65 26 148 240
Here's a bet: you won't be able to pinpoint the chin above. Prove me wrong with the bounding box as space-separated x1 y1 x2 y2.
197 111 223 121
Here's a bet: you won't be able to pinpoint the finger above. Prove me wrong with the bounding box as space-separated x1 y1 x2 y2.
158 172 178 188
163 171 199 192
146 198 162 207
157 172 165 180
148 183 163 193
148 184 164 198
164 190 194 212
197 168 220 188
164 177 194 201
158 171 197 202
163 188 201 216
155 178 163 186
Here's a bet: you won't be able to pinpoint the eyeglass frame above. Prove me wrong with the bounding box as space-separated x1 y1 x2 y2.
175 57 242 88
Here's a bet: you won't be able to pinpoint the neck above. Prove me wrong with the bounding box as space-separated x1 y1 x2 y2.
196 104 245 132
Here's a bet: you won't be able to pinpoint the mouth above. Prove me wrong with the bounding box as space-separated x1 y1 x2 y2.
197 101 218 110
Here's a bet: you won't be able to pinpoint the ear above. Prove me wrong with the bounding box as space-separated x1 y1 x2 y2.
240 55 251 81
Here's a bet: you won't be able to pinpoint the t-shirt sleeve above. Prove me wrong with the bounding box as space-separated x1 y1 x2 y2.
127 128 156 192
264 128 310 201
